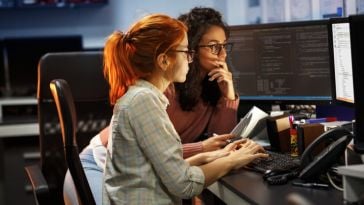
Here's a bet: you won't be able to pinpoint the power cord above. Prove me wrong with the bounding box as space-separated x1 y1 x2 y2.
326 146 349 191
326 171 343 191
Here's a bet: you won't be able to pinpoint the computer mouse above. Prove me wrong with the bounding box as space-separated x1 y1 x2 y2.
263 169 292 180
263 169 299 185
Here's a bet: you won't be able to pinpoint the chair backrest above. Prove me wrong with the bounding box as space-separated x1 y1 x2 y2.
37 51 112 204
50 79 96 205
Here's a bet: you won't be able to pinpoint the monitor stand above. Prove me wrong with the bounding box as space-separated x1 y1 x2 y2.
337 162 364 203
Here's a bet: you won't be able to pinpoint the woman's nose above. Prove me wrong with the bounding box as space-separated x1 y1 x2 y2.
218 48 227 59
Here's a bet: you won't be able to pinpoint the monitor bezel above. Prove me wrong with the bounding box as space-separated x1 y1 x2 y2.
327 17 355 108
228 19 333 105
349 14 364 154
0 39 5 97
3 35 83 97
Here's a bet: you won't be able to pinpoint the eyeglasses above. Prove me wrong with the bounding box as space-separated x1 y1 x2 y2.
170 49 195 63
198 43 233 55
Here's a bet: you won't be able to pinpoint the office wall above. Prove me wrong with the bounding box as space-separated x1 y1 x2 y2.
0 0 227 49
225 0 358 25
1 0 358 49
225 0 248 25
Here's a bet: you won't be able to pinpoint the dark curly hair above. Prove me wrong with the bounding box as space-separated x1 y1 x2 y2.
175 7 230 111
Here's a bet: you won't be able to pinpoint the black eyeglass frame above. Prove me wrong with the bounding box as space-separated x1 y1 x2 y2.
169 49 195 63
198 43 233 55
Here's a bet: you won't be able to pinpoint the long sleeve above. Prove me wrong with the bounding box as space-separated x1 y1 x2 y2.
104 81 205 205
131 92 204 198
182 142 203 159
165 85 239 143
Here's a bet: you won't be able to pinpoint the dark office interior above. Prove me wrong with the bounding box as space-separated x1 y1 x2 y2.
0 1 364 205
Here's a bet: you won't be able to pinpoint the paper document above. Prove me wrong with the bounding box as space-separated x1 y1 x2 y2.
230 106 269 141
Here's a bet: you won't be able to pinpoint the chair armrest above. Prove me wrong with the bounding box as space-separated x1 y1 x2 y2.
24 164 50 205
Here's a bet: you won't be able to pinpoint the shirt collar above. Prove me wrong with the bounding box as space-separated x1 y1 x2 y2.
135 79 170 108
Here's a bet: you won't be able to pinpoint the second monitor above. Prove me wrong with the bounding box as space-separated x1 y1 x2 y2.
228 20 332 105
328 17 354 106
2 35 83 97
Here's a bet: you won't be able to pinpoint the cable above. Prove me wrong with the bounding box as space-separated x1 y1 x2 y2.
345 147 349 166
326 146 349 192
326 172 343 191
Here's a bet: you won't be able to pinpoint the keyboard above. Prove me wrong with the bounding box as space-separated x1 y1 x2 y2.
248 151 301 173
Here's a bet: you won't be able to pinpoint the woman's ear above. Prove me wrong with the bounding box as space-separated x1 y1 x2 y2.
157 53 169 71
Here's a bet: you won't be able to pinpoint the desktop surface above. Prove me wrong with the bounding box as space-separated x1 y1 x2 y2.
211 169 343 205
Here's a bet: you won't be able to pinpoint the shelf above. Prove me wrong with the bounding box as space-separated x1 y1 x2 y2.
0 123 39 138
0 97 37 106
0 0 15 8
0 97 37 125
0 0 107 9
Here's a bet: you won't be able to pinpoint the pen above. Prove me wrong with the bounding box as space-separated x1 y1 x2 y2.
292 182 329 189
303 118 327 124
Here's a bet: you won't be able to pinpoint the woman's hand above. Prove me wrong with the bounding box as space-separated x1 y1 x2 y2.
227 139 269 170
223 138 246 152
202 134 235 152
207 61 235 100
187 137 246 166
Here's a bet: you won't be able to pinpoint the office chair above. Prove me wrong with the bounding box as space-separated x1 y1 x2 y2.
24 51 112 205
50 79 96 205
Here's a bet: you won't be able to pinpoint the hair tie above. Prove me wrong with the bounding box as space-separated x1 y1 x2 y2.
123 32 133 43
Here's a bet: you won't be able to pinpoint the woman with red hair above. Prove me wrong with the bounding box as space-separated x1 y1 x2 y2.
101 13 267 205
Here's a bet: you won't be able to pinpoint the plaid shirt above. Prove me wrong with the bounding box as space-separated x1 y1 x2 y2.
103 80 205 205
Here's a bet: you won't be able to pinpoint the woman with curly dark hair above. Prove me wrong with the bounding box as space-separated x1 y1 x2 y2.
166 7 239 158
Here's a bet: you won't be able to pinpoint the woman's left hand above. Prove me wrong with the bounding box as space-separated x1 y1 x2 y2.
199 138 248 164
207 61 235 100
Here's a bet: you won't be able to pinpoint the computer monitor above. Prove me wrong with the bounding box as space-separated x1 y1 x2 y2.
349 14 364 153
227 20 332 106
3 36 83 97
328 18 354 107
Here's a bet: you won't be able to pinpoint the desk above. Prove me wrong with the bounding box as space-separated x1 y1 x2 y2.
208 169 343 205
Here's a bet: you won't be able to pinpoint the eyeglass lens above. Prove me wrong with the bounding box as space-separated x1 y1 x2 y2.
211 43 232 55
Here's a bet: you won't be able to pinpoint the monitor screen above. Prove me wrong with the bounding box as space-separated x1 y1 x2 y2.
227 20 332 104
3 36 83 97
349 14 364 153
328 18 354 106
